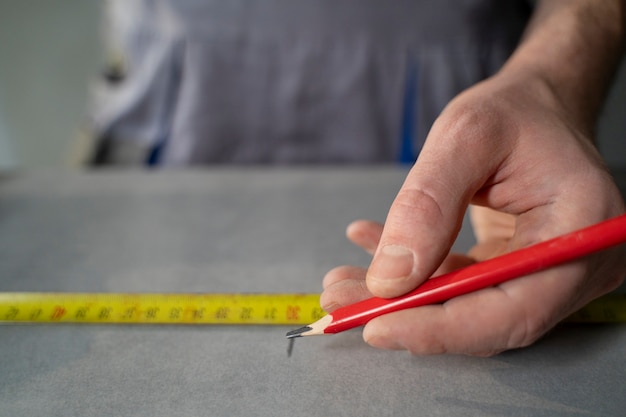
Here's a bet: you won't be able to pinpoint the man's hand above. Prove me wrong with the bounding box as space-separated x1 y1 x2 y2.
321 65 626 355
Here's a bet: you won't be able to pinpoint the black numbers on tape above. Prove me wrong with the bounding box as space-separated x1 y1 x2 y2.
75 307 89 319
311 307 325 320
99 307 112 319
170 308 182 319
215 307 230 319
5 307 19 320
123 307 136 319
30 309 42 320
264 308 277 320
146 307 160 319
240 307 253 320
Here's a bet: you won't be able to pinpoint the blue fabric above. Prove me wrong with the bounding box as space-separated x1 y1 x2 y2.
398 63 418 165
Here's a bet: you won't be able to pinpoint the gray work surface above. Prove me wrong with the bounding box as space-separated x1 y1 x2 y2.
0 167 625 417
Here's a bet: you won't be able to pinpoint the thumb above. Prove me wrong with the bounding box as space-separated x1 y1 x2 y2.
366 175 468 298
366 107 505 298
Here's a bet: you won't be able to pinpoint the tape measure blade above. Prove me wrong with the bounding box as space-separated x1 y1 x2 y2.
565 294 626 323
0 293 323 325
3 292 623 325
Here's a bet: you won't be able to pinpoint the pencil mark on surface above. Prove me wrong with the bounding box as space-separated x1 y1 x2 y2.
287 337 295 358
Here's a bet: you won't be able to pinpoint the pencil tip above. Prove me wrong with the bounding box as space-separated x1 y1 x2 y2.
285 326 312 339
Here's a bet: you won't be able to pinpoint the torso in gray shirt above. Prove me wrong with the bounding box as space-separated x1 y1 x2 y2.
90 0 531 166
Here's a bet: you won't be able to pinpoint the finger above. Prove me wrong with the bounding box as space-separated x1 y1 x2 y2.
465 207 516 262
346 220 384 255
363 203 626 355
366 105 508 298
321 252 474 314
320 266 371 312
469 205 516 244
363 263 584 355
322 265 366 289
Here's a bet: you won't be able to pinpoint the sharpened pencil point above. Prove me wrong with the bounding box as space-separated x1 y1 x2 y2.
286 326 312 339
286 315 333 338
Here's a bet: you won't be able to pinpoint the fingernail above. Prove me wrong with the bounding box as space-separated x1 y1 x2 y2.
369 244 414 283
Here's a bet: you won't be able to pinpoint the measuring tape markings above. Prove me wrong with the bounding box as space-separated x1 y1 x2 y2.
0 293 624 325
0 293 325 325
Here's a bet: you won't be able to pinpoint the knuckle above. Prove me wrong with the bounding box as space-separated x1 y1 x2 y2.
391 187 446 224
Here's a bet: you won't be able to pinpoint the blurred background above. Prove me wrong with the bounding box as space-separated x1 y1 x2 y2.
0 1 100 169
0 1 624 170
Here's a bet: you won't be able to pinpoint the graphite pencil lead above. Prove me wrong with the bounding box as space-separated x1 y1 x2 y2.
287 337 295 357
285 315 334 338
286 326 312 339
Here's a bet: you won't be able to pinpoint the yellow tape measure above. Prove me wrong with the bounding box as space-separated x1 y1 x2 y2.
0 293 324 325
564 294 626 323
0 292 624 325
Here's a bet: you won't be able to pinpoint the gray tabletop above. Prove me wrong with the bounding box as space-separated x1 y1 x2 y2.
0 168 624 417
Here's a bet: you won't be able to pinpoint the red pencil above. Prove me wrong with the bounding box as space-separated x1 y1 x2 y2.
286 213 626 338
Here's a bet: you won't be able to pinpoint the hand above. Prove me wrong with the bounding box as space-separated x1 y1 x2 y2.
321 73 626 355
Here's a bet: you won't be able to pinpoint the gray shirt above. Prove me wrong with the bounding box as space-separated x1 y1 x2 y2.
90 0 531 166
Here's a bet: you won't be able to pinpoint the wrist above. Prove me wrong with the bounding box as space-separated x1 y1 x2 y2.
497 0 625 135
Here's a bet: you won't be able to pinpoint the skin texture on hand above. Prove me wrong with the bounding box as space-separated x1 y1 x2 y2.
320 0 626 355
